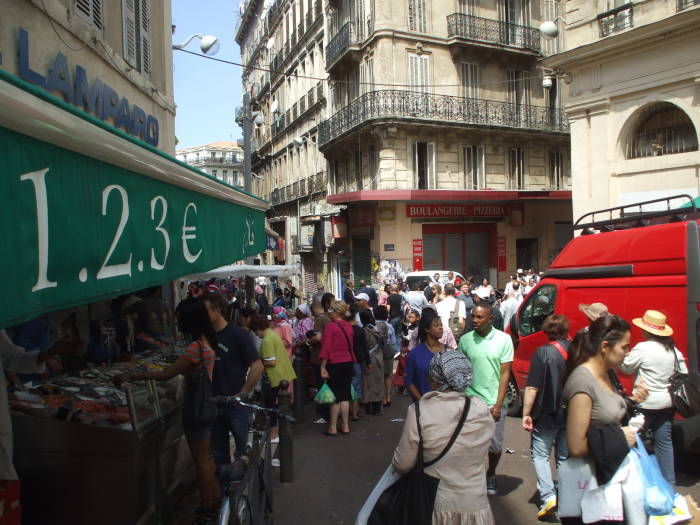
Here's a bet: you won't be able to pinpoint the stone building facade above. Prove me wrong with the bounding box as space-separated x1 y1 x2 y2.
543 0 700 221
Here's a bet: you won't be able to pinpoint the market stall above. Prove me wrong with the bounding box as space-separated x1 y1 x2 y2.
0 67 268 524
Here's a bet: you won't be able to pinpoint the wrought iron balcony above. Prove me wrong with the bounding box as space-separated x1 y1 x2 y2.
307 88 315 109
678 0 700 9
447 13 541 53
597 3 633 37
326 22 360 69
318 90 568 148
316 81 324 102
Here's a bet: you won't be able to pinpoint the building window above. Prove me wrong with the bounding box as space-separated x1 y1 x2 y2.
463 145 485 189
408 0 428 33
459 0 475 15
212 170 219 179
509 147 525 189
626 102 698 159
369 145 378 190
412 141 435 189
354 151 362 190
76 0 104 32
409 53 429 94
122 0 151 76
549 150 564 189
460 63 479 99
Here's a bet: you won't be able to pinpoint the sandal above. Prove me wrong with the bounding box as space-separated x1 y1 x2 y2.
323 430 338 436
339 429 351 434
350 416 360 421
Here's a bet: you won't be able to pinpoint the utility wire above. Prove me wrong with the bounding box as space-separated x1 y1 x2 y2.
40 0 89 52
176 47 552 90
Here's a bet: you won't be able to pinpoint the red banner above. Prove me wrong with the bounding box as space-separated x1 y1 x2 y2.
406 204 507 218
412 239 423 255
497 237 507 272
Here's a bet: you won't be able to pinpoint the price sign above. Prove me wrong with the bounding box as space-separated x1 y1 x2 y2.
0 126 265 328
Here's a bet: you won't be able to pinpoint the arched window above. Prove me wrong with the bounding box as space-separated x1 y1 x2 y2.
626 102 698 159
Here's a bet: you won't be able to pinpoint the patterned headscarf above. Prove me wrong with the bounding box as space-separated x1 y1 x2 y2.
273 306 288 322
428 350 473 392
298 303 311 317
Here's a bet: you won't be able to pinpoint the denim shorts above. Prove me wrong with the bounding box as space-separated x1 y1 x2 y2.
488 406 507 454
351 362 363 399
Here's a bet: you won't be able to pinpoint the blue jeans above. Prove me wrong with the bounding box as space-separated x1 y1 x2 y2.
642 408 675 486
211 404 251 466
389 317 402 354
531 423 568 503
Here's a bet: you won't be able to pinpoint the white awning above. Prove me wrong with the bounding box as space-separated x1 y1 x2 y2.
185 264 300 280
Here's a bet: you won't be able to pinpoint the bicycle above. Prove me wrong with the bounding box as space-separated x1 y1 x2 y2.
209 395 295 525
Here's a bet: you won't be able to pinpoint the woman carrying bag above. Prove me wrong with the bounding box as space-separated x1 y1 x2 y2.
375 350 495 525
620 310 687 486
114 300 220 525
319 300 356 436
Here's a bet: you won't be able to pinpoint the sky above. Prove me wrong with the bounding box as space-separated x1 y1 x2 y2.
172 0 244 150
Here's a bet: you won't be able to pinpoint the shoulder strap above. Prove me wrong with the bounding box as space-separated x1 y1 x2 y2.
550 341 568 360
332 321 355 362
671 347 681 373
414 400 426 469
424 396 471 467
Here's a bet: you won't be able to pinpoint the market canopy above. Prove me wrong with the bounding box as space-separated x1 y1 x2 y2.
0 70 268 329
185 264 301 281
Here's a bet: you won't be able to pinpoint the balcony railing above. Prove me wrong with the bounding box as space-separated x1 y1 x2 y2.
271 172 328 203
292 102 298 120
677 0 700 10
318 90 568 147
597 3 634 37
300 96 307 114
326 22 358 69
270 53 282 76
307 88 315 109
447 13 541 52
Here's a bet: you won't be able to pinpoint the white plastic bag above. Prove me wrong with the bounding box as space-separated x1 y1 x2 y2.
622 452 647 525
558 457 598 518
581 455 629 523
355 464 401 525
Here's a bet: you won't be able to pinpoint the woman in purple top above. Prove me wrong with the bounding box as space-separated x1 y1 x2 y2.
405 308 446 400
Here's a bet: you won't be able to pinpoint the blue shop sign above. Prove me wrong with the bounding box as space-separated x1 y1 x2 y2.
15 28 160 147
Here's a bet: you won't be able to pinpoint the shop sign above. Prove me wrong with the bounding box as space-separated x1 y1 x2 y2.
378 206 396 221
13 28 160 147
497 237 507 272
407 204 507 218
0 126 265 329
384 244 395 252
412 239 423 256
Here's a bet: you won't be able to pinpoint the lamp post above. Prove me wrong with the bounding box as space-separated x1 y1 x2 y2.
172 34 221 55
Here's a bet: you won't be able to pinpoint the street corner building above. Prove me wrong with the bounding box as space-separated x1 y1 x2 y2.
0 1 266 523
239 0 573 293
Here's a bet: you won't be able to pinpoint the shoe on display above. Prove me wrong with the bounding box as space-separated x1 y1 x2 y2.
537 497 557 520
486 475 497 496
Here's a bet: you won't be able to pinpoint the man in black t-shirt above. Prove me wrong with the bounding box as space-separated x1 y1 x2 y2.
201 293 263 465
521 314 570 520
387 285 404 337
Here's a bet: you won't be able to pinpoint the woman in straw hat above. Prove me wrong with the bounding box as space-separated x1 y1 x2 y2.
620 309 687 486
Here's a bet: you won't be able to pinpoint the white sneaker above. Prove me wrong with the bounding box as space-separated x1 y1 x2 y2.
314 417 328 424
486 475 497 496
537 497 557 520
271 458 280 467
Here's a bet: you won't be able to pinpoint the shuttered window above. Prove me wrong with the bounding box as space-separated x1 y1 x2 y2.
464 145 485 189
408 0 427 33
303 256 318 295
352 239 372 288
76 0 104 32
122 0 151 77
460 63 479 99
409 54 429 93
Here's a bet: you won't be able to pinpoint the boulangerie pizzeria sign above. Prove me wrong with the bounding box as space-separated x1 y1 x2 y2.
406 204 507 218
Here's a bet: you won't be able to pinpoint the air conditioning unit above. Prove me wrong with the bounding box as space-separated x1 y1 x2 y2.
290 234 299 254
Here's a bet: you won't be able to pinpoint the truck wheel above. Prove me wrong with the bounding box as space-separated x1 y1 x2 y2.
504 379 522 417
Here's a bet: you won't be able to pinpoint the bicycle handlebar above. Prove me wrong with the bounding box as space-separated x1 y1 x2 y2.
209 396 296 424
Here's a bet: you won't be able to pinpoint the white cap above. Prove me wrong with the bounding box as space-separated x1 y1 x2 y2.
517 268 523 273
354 293 370 302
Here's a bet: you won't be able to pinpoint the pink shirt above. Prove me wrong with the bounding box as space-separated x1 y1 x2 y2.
319 319 355 364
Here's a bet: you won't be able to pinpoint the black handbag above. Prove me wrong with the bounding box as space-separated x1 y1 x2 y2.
368 397 471 525
182 341 217 426
669 350 700 418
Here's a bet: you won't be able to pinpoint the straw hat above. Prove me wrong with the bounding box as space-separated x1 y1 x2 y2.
633 310 673 337
579 302 609 322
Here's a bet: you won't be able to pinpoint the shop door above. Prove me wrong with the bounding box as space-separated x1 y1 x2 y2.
423 234 443 270
352 239 372 287
422 224 495 280
464 232 489 279
516 238 539 271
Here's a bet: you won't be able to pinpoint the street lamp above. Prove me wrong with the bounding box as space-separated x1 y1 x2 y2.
172 34 221 55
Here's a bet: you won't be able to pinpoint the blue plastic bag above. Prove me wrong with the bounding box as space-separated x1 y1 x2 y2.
633 435 675 516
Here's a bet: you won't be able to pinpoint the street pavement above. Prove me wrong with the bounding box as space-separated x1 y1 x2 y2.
272 393 700 525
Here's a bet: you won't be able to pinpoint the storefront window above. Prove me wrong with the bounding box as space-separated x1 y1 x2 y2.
518 284 557 336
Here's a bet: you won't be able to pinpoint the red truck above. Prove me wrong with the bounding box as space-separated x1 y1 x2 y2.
507 195 699 454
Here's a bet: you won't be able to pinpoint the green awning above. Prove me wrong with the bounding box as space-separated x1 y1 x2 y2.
0 69 267 329
679 196 700 209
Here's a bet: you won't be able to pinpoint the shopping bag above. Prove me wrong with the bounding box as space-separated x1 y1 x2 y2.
622 452 648 525
558 456 598 518
314 380 336 404
634 435 675 516
581 454 630 523
355 465 401 525
648 494 693 525
351 384 359 401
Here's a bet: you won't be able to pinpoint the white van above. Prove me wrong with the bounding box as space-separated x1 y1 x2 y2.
404 270 466 290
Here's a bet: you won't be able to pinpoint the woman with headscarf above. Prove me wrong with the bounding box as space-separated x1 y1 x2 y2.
392 350 495 525
272 306 294 359
255 285 272 316
360 309 385 416
292 303 315 351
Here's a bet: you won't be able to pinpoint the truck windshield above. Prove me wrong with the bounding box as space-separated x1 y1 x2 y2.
519 285 557 336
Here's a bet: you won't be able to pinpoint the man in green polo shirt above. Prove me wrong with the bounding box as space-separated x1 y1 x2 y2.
459 303 513 496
